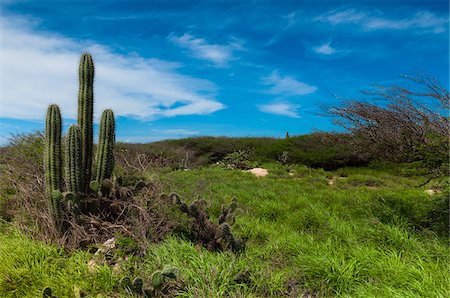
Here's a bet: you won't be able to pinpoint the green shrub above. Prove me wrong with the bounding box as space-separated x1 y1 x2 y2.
220 150 253 170
419 189 450 237
126 133 368 170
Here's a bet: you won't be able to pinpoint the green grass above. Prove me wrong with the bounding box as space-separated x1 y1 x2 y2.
1 163 449 297
0 229 116 297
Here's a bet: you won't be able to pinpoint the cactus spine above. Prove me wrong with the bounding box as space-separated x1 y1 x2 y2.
65 125 83 194
95 109 115 183
44 104 63 225
78 53 94 192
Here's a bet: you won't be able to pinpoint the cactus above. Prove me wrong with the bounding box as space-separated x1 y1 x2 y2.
89 180 100 193
78 53 95 193
169 192 181 204
134 180 147 192
151 271 164 288
161 265 177 279
42 287 53 298
50 190 63 228
120 270 177 296
95 109 115 183
65 125 83 194
133 277 143 293
120 276 132 290
43 53 117 230
44 104 63 194
218 200 238 225
63 191 79 214
44 104 63 225
100 178 114 197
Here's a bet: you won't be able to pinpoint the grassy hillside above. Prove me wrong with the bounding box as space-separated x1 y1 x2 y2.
1 141 448 298
115 133 367 170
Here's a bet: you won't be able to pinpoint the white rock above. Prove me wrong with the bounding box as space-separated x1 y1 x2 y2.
247 168 268 177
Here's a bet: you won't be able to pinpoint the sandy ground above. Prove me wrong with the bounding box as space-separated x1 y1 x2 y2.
247 168 269 177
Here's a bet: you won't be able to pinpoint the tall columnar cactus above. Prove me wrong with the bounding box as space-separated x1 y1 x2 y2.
65 125 83 194
44 53 117 232
78 53 95 192
44 104 63 224
95 109 115 183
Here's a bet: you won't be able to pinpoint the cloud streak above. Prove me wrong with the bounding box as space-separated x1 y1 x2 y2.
262 71 317 97
0 16 225 121
257 70 316 118
315 9 447 34
120 128 201 143
168 33 238 67
258 102 300 118
313 41 337 55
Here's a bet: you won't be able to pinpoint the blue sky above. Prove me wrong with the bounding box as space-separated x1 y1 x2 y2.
0 0 448 144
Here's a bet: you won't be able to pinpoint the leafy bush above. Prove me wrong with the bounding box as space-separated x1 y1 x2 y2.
220 150 253 170
419 188 449 237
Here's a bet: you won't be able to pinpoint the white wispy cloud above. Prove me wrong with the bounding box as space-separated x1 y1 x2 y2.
263 71 317 96
264 11 297 47
0 16 225 121
315 9 447 33
122 128 200 143
258 102 300 118
316 9 365 25
168 33 238 67
313 41 337 55
284 11 297 28
258 71 315 117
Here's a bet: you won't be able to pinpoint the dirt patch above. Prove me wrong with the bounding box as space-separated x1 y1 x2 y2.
247 168 269 177
425 188 442 195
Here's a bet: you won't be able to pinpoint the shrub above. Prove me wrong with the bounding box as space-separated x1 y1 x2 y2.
220 150 253 170
328 73 449 176
123 133 368 171
419 188 450 237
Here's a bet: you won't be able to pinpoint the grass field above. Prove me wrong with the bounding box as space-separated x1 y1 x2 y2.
1 162 448 297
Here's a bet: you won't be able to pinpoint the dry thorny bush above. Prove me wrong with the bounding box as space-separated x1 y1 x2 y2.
0 134 181 252
115 143 202 172
328 73 449 164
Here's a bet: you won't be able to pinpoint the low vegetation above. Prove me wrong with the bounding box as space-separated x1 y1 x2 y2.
0 54 448 297
1 126 449 298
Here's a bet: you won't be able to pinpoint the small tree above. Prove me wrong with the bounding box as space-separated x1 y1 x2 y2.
328 73 449 178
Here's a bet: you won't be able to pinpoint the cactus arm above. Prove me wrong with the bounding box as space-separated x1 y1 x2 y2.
95 109 115 183
77 53 95 192
65 125 83 194
44 104 63 227
44 104 63 193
